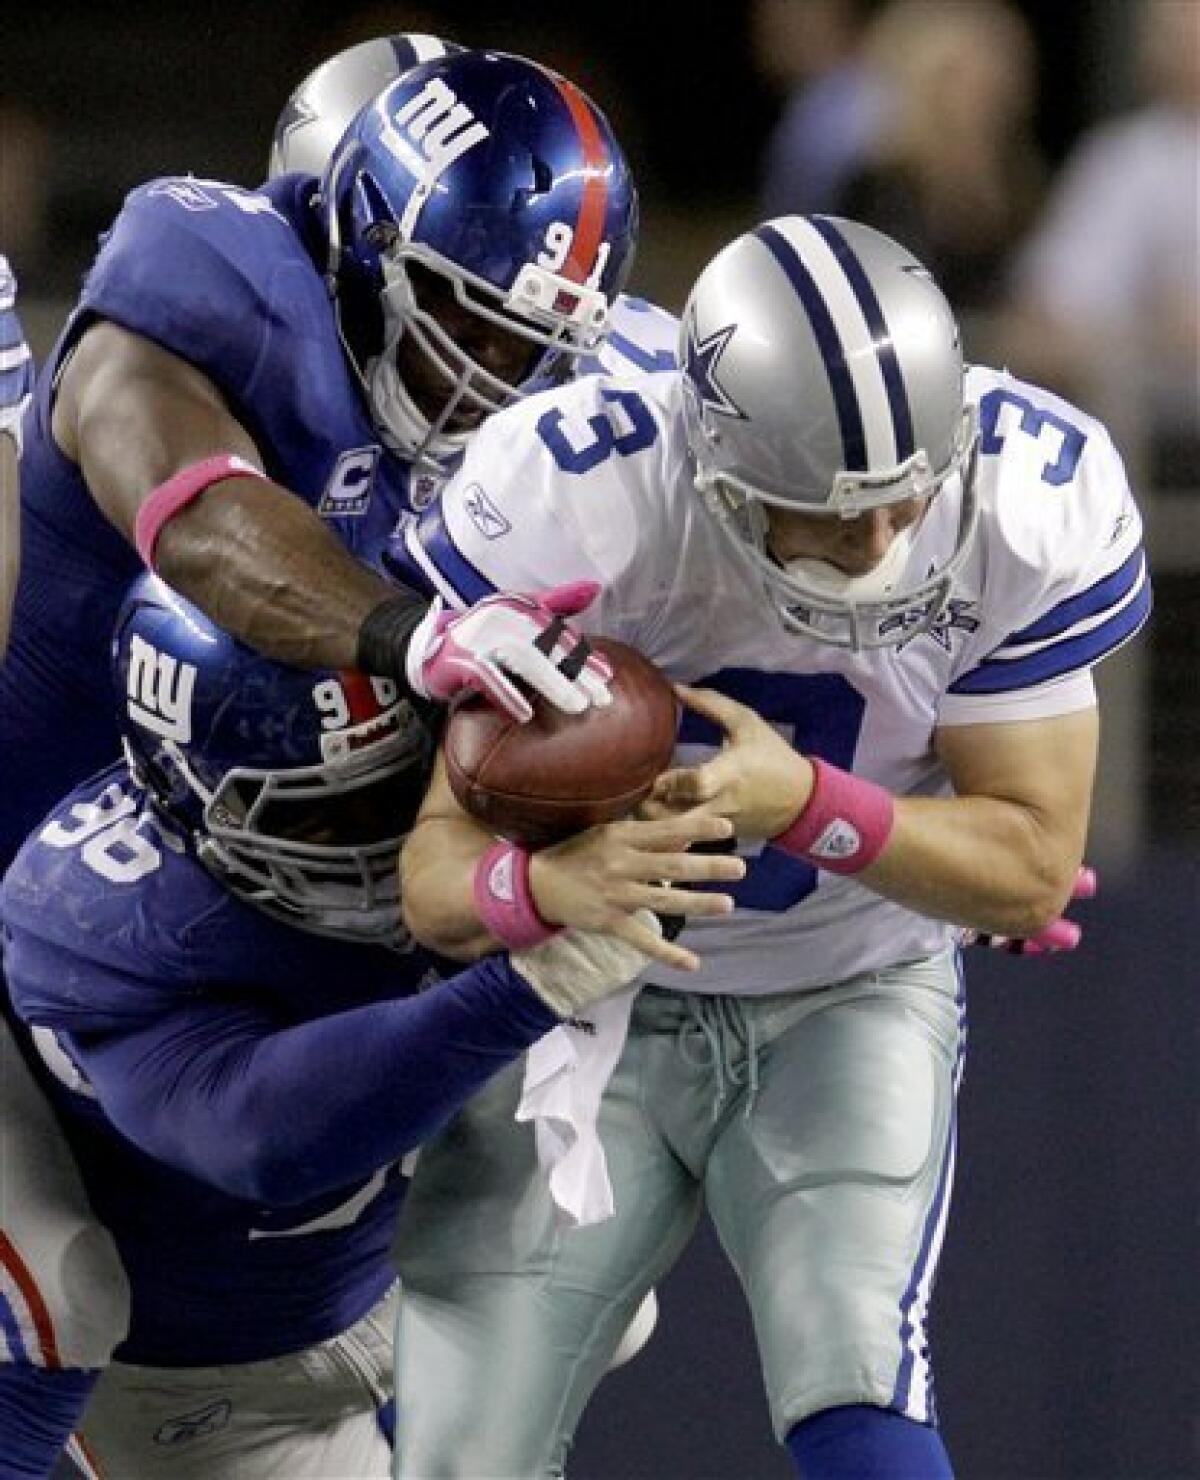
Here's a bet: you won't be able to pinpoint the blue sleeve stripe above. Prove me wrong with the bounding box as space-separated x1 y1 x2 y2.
411 503 498 605
1000 547 1144 646
948 576 1151 694
602 329 676 373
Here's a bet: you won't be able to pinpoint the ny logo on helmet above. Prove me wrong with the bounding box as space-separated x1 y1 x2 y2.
382 78 489 183
126 635 196 743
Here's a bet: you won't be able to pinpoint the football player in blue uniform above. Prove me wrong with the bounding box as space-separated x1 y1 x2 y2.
1 47 640 882
0 572 741 1477
0 49 640 1476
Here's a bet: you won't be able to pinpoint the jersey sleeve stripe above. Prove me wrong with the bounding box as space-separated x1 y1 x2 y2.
1002 546 1145 647
408 502 498 605
948 572 1151 694
601 329 676 373
1 1233 62 1368
0 342 31 373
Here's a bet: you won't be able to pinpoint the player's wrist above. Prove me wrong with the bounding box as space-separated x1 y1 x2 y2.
356 590 429 688
473 840 562 951
770 757 895 875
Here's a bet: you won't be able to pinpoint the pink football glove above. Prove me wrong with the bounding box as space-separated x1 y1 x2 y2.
406 581 613 724
962 865 1098 956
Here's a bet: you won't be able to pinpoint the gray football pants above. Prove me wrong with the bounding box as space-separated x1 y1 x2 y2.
81 1284 396 1477
393 950 965 1479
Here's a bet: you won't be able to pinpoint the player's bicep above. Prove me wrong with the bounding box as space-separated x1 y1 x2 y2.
53 320 262 541
934 707 1098 858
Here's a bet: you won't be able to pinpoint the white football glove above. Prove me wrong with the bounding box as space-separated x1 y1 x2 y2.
510 911 660 1018
406 581 613 723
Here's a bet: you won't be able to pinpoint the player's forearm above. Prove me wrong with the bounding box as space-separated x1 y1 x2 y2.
861 792 1081 938
153 480 404 670
401 815 499 960
80 958 556 1206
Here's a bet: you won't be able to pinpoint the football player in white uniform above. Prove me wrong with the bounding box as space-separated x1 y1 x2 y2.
386 216 1150 1477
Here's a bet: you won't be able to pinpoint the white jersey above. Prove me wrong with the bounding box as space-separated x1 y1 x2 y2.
399 366 1149 995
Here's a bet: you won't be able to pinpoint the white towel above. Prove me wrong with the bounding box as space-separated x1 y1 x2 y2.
516 987 637 1228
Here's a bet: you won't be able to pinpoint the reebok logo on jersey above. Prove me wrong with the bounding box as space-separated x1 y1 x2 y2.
810 818 862 861
464 484 511 540
318 447 380 517
154 1399 232 1446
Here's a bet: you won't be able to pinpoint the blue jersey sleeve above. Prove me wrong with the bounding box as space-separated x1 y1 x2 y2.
74 177 333 438
5 903 555 1208
54 949 555 1206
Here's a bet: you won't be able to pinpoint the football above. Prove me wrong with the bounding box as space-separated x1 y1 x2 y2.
443 637 679 846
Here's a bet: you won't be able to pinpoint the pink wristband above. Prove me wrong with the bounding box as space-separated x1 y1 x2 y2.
472 841 561 950
771 756 895 875
134 454 267 568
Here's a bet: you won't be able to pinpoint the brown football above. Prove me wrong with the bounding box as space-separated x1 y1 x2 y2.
443 637 679 846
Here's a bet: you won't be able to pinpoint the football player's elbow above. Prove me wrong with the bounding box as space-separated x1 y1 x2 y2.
1012 838 1079 936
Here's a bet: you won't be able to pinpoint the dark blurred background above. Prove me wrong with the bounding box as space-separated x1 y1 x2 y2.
10 2 1196 1476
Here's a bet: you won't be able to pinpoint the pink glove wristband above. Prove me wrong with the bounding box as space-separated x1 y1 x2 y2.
473 841 561 950
771 756 895 875
135 454 267 568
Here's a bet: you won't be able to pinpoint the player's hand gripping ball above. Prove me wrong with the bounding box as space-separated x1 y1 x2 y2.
444 638 679 846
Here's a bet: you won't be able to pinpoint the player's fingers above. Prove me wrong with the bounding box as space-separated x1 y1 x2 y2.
673 684 756 736
647 849 745 885
624 807 734 849
459 657 533 723
612 913 700 972
1072 865 1098 899
497 646 588 715
573 660 615 708
1024 917 1083 954
650 766 720 807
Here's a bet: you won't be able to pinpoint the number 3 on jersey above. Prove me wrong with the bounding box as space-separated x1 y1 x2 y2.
536 388 657 474
680 669 867 911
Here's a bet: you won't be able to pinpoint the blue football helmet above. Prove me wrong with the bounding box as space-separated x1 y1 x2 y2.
113 574 432 946
321 49 639 468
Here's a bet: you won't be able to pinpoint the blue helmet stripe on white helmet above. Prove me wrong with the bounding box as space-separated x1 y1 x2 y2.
809 216 915 462
753 222 867 471
386 33 453 70
753 218 916 474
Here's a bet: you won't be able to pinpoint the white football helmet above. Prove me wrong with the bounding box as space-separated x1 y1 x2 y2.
269 34 462 179
680 215 979 649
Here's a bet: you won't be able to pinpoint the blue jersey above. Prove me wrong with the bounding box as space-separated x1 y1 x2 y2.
0 174 428 873
1 766 558 1366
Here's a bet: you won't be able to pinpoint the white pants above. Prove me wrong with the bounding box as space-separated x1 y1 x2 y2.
80 1285 396 1478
